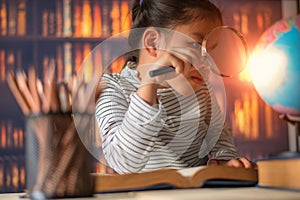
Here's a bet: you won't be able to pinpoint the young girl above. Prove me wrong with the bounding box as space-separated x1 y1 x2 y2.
95 0 256 174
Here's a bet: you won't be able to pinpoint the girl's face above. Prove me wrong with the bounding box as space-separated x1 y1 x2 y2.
165 18 222 95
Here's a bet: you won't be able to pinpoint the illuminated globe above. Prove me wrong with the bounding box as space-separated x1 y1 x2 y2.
249 15 300 116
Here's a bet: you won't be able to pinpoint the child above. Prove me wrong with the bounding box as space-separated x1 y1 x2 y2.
95 0 256 174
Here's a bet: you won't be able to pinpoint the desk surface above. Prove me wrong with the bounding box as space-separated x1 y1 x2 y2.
1 188 300 200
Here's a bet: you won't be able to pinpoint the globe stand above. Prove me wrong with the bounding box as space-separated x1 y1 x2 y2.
270 114 300 158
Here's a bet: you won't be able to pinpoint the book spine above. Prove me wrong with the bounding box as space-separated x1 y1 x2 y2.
11 157 18 191
18 128 23 149
81 0 92 37
0 0 7 36
42 10 48 36
0 122 6 149
101 0 110 37
120 1 130 32
6 121 12 149
5 157 12 190
48 10 55 36
8 0 17 36
19 156 25 189
56 0 63 37
110 1 120 35
63 0 72 37
0 49 5 82
93 0 102 37
17 0 26 36
73 0 82 37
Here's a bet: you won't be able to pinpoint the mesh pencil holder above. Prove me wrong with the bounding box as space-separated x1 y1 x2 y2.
25 112 95 199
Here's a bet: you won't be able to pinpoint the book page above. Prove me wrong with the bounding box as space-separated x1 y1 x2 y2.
177 166 206 178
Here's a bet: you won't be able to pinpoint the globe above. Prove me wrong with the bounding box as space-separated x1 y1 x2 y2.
249 15 300 116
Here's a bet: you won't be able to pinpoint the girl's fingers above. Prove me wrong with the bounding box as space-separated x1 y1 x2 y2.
239 157 257 169
141 46 201 85
148 51 185 81
208 158 257 169
224 159 244 168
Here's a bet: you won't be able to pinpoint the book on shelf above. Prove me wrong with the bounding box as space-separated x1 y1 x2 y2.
56 0 63 37
48 10 55 36
256 156 300 191
42 10 49 36
0 49 5 82
93 0 102 37
93 165 258 193
0 122 7 149
73 0 82 37
8 0 17 36
17 0 26 36
101 0 110 37
110 1 120 35
82 0 92 37
120 1 130 32
63 0 72 37
4 121 12 148
0 0 7 36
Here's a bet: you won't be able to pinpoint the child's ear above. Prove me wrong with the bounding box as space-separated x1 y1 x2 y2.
142 28 162 57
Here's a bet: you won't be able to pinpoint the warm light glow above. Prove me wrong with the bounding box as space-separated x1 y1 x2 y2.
238 66 252 82
249 46 287 97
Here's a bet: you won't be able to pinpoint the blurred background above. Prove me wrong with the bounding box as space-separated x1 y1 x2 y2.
0 0 299 193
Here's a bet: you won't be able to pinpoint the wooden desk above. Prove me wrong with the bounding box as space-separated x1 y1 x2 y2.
1 188 300 200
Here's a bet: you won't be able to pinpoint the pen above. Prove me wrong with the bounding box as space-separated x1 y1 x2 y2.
149 66 175 77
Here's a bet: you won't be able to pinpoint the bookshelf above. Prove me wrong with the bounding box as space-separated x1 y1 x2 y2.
0 0 130 193
0 0 295 194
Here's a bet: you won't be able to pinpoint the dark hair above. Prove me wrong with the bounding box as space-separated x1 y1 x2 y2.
126 0 223 63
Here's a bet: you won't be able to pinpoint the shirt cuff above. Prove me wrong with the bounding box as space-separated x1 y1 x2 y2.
208 150 240 161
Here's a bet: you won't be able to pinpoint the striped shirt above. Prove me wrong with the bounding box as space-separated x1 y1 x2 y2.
95 63 239 174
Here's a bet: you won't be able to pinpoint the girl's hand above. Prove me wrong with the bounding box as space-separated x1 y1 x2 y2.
208 157 257 169
139 50 183 87
139 46 202 87
137 49 188 106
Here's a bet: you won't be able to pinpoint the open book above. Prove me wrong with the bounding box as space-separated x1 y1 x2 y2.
92 165 258 193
